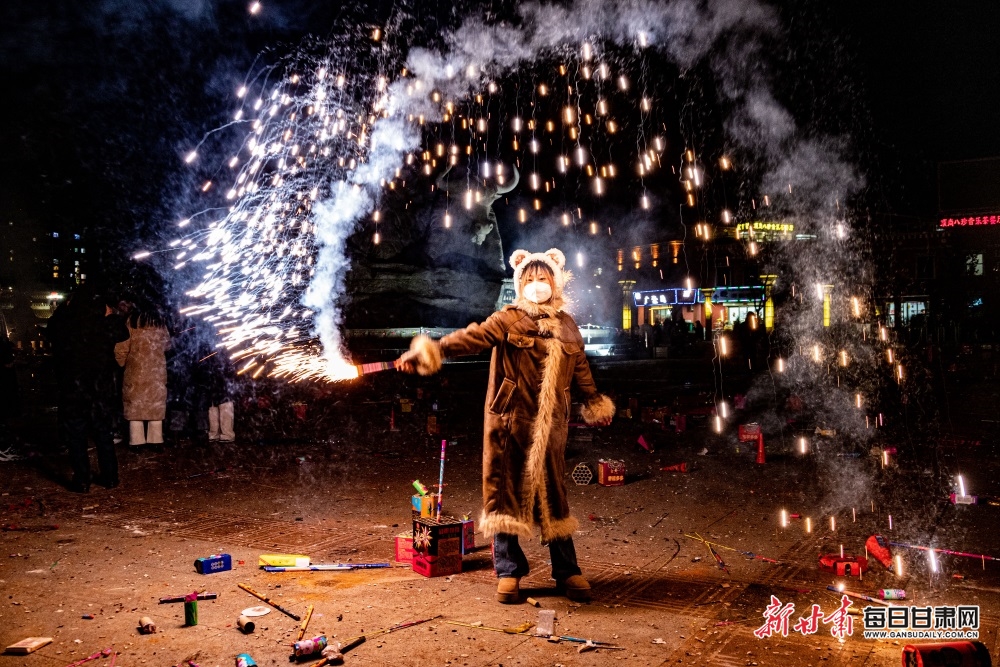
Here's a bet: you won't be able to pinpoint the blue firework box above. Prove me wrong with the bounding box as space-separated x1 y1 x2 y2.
194 553 232 574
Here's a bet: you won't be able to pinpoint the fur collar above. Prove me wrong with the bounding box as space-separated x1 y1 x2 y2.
510 297 564 336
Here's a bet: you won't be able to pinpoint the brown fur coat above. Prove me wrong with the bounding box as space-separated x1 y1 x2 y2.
411 301 614 542
115 325 171 421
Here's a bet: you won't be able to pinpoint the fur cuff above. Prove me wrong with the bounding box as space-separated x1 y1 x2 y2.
541 515 579 543
581 394 615 425
409 334 442 376
479 511 533 539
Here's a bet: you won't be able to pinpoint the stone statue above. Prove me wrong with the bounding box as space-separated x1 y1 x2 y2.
435 163 519 273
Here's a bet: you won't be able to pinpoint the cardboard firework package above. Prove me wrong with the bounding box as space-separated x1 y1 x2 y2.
598 459 625 486
394 531 416 563
737 423 762 443
412 516 463 577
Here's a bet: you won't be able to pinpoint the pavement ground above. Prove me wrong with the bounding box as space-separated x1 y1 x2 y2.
2 361 1000 666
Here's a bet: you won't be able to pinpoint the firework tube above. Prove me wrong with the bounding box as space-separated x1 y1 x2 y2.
237 583 301 621
160 592 218 604
296 605 314 642
264 565 351 572
825 585 891 606
292 636 327 658
265 562 390 572
63 648 113 667
889 541 1000 563
436 439 447 520
356 360 401 376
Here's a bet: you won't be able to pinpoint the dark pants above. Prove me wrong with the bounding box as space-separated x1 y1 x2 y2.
60 398 117 485
493 533 582 581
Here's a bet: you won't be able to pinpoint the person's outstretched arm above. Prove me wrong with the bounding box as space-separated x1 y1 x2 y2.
397 310 513 375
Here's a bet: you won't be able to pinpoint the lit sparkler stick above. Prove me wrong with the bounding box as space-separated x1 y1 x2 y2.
958 474 966 497
889 542 1000 564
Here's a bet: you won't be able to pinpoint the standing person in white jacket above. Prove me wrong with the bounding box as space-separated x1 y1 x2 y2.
115 310 171 446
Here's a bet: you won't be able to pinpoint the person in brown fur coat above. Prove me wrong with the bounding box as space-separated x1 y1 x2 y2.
398 248 615 603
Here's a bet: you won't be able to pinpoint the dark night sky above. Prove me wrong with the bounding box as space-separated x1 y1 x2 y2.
2 0 998 247
841 1 1000 162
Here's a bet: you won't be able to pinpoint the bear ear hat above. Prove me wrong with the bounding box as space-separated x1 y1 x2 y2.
509 248 532 270
544 248 566 270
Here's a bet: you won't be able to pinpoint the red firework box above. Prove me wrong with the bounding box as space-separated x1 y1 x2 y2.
818 553 869 577
597 459 626 486
738 423 762 443
412 516 463 577
394 531 416 563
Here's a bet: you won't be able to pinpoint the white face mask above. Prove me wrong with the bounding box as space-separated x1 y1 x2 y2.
522 281 553 304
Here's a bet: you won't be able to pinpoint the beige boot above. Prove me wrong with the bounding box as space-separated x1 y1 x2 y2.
558 574 592 602
496 577 521 604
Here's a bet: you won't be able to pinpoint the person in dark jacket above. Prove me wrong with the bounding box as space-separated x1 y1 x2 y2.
47 285 129 492
0 323 18 447
398 248 615 604
194 340 236 442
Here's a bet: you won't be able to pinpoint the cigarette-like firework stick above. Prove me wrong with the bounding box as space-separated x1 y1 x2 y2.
889 541 1000 563
683 534 780 563
445 622 620 647
446 621 533 634
237 583 301 621
108 650 118 667
296 605 314 642
436 439 447 521
826 585 891 606
339 636 366 653
356 360 402 376
160 592 218 604
63 648 113 667
338 615 440 652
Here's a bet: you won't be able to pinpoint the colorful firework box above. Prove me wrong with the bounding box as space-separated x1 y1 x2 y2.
394 532 416 563
411 494 435 518
460 518 475 554
597 459 626 486
412 516 463 577
737 423 762 443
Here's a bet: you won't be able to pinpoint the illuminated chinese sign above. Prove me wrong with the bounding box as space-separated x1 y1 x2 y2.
940 215 1000 228
736 222 795 240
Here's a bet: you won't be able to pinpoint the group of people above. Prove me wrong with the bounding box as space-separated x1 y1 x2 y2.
38 244 610 603
45 286 234 493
